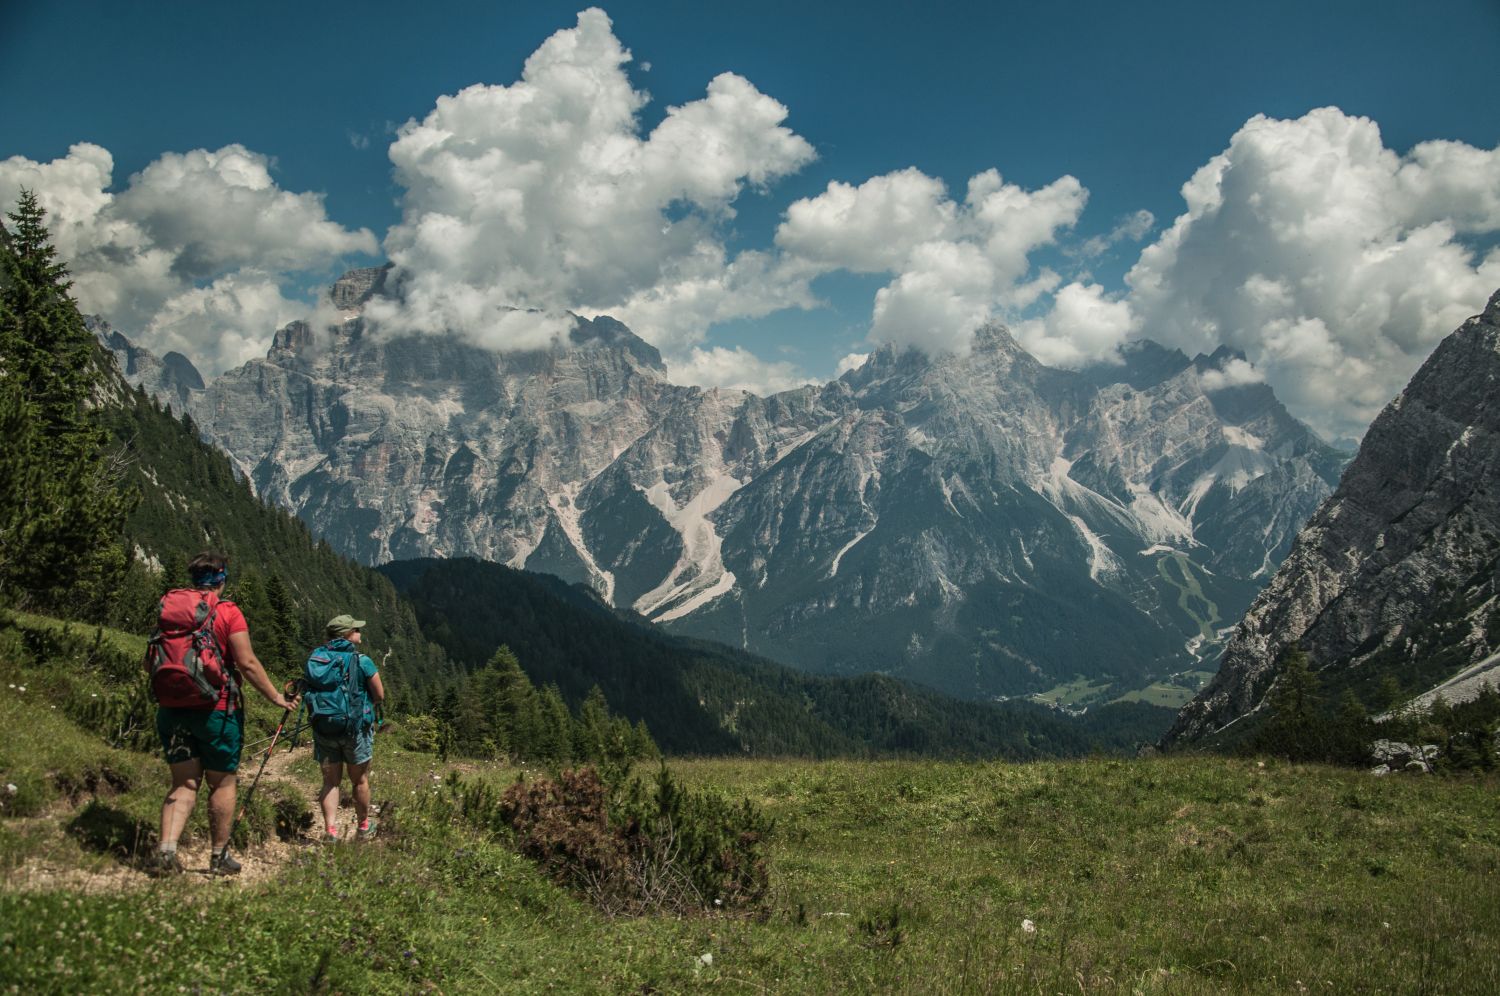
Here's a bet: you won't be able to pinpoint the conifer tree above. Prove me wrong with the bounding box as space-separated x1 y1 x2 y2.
484 645 546 759
0 193 133 614
1254 646 1325 761
536 684 574 764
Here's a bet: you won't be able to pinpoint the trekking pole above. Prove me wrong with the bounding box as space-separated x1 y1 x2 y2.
288 696 309 750
218 679 303 866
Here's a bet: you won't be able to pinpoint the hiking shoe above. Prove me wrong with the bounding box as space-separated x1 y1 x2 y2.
357 819 378 841
148 849 183 877
209 851 242 876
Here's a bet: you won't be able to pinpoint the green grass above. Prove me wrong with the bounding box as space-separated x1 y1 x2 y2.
1029 677 1113 707
4 613 1500 993
1112 670 1217 708
1157 554 1222 640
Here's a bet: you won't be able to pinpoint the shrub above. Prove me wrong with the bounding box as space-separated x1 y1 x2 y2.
391 714 443 753
432 764 772 917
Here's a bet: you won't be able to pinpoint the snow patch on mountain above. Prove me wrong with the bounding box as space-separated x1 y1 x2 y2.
548 484 616 604
635 471 743 620
1068 514 1124 581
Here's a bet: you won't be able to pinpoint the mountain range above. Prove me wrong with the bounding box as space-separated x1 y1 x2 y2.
101 266 1346 701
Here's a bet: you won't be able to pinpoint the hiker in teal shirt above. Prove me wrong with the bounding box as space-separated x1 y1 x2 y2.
306 614 385 841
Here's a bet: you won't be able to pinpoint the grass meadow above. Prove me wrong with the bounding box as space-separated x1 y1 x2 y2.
3 612 1498 993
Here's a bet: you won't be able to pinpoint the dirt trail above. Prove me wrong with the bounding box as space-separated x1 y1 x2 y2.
4 736 332 894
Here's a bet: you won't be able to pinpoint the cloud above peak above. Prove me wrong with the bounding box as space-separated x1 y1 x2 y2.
776 167 1087 356
371 7 815 357
1127 106 1500 440
0 142 375 373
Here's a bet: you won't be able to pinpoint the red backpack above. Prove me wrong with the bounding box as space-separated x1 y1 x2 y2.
146 589 233 708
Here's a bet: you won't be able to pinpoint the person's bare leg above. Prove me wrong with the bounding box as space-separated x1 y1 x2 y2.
347 761 372 825
159 760 202 847
205 770 237 852
318 761 344 834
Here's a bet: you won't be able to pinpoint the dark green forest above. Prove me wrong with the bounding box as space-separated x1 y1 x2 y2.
383 557 1174 758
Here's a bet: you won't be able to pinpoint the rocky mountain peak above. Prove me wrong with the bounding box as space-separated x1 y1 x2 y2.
330 263 393 311
186 291 1347 702
1164 289 1500 745
87 315 205 413
567 313 666 376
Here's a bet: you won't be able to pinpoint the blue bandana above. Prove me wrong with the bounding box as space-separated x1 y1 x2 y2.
191 568 228 588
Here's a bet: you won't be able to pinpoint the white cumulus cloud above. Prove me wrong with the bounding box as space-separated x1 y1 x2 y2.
1014 282 1135 369
777 167 1087 356
1126 107 1500 439
370 7 815 363
665 346 816 396
1199 357 1266 391
0 142 376 373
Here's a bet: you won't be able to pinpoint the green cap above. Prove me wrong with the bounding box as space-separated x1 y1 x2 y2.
326 614 366 636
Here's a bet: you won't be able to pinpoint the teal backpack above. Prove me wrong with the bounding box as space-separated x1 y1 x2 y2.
303 643 373 739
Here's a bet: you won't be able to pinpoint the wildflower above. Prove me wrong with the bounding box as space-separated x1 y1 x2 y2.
1021 918 1037 935
4 784 15 796
17 686 24 693
696 953 713 968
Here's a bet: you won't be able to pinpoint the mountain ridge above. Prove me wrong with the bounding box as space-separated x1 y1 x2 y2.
107 266 1347 699
1165 289 1500 745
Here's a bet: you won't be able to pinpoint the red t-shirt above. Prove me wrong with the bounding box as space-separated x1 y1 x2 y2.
211 598 249 712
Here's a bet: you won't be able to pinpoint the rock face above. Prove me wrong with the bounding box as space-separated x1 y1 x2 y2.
1165 291 1500 745
89 316 205 414
191 269 1343 699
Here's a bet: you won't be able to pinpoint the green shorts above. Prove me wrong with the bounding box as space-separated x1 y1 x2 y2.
313 724 375 766
156 707 244 773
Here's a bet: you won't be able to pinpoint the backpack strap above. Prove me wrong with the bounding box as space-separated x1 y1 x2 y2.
198 593 239 706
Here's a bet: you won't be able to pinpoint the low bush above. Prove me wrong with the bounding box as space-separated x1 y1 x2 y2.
425 763 771 917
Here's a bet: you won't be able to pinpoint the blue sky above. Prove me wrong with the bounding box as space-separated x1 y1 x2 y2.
3 0 1498 439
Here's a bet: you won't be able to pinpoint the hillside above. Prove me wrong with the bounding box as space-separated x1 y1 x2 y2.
3 609 1498 994
1167 291 1500 746
93 362 455 706
381 556 1174 757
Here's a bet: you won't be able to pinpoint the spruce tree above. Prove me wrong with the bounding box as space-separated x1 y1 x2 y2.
1255 646 1325 762
0 192 133 615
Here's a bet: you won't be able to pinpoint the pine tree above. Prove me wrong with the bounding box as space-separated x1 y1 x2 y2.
575 685 613 761
485 645 546 759
0 193 133 615
536 684 574 764
1254 646 1325 762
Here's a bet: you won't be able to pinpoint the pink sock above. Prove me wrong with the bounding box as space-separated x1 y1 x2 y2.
326 826 338 837
358 819 370 831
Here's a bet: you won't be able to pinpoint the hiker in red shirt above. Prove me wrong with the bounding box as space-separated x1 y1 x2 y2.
148 552 298 876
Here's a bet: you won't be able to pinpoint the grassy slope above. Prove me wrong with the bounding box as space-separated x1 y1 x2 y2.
3 614 1498 994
